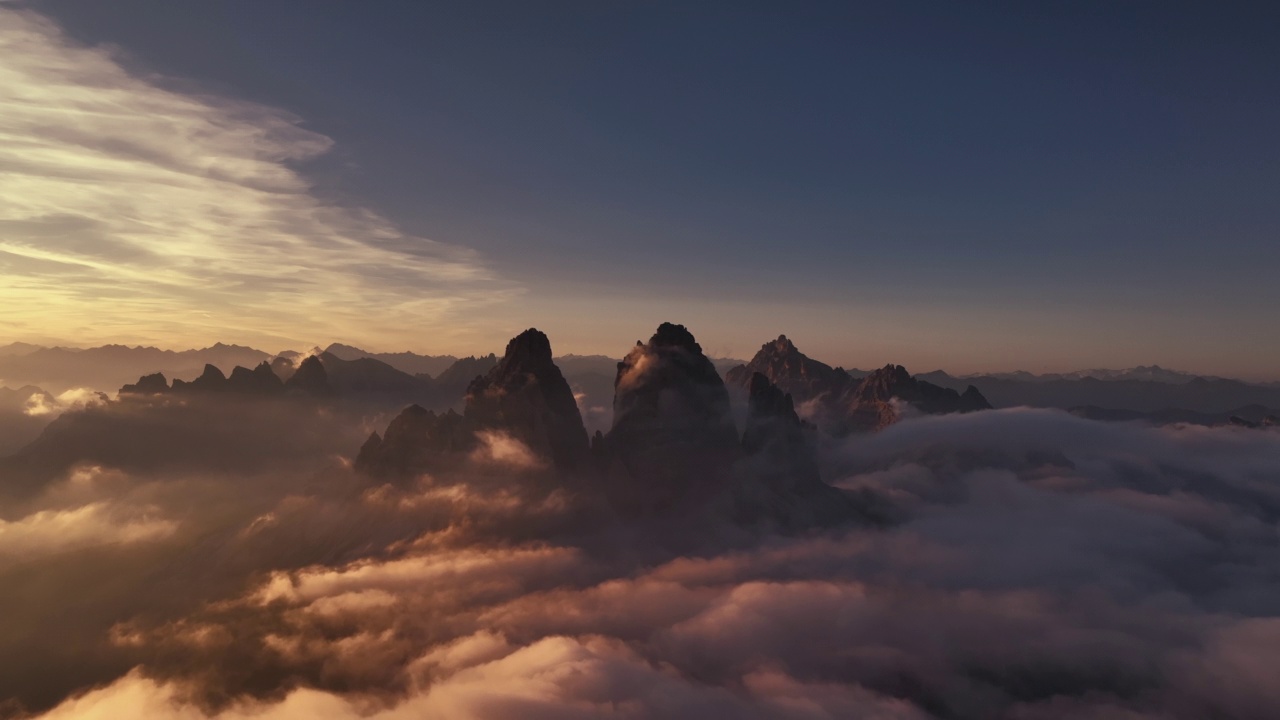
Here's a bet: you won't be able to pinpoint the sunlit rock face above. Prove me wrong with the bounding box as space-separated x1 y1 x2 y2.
601 323 743 515
464 329 589 471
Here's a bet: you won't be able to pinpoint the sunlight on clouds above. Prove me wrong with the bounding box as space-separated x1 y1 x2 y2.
22 386 103 416
470 430 547 469
0 502 176 560
0 6 515 350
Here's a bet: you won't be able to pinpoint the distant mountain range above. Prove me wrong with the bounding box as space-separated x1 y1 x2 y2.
321 343 459 377
724 336 989 433
918 370 1280 415
0 342 270 393
1069 405 1279 428
3 339 1278 429
950 365 1230 385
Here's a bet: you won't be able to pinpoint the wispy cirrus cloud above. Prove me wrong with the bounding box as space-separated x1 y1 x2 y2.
0 5 515 350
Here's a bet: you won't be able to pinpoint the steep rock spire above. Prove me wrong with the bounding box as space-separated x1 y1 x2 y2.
464 328 589 470
604 323 740 514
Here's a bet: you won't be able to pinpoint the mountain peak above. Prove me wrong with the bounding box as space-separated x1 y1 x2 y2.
119 372 169 395
285 355 329 394
198 364 226 382
605 324 740 514
501 328 554 368
724 334 849 406
650 322 702 354
770 334 796 353
465 328 587 470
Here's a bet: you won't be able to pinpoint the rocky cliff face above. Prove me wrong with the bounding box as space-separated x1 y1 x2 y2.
354 406 473 477
357 329 587 478
734 372 859 530
465 329 589 470
601 323 742 515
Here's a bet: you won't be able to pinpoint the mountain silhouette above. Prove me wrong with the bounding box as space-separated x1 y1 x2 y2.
359 323 876 532
726 336 990 433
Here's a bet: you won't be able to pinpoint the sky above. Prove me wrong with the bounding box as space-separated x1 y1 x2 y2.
1 1 1278 379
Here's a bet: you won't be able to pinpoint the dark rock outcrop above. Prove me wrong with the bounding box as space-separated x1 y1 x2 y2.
119 372 169 395
602 323 744 515
285 355 330 395
464 329 589 470
740 372 820 494
431 354 500 402
734 372 860 529
354 406 473 477
172 364 228 393
959 385 993 412
324 343 458 377
226 361 284 395
317 352 428 396
356 330 587 478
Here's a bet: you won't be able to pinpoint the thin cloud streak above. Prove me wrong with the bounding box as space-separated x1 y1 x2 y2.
0 6 516 350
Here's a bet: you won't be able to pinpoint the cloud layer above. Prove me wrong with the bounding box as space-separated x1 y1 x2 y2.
3 398 1279 719
0 5 512 350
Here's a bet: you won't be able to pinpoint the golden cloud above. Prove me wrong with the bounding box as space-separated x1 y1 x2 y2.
0 6 516 350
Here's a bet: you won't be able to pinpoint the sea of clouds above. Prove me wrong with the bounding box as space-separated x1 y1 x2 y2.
2 402 1278 720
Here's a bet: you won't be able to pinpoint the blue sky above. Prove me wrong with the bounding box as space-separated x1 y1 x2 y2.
7 1 1280 378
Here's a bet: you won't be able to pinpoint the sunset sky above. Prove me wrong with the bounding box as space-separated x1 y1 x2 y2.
2 1 1278 378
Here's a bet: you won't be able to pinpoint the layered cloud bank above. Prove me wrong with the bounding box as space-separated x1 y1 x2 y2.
0 6 509 350
3 393 1278 719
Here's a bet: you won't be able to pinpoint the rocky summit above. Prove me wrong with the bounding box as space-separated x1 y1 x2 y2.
226 361 284 394
357 328 589 479
464 329 589 470
725 335 851 402
600 323 742 515
284 355 330 395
